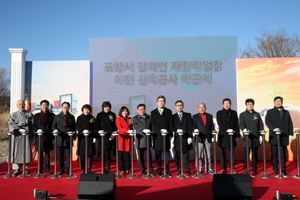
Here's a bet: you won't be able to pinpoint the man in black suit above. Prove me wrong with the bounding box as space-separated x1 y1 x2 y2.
150 95 173 175
133 103 154 175
216 98 240 174
265 96 293 175
32 100 55 174
193 103 214 174
173 100 193 175
51 102 76 175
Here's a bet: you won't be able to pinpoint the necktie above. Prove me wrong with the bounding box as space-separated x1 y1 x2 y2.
179 113 182 121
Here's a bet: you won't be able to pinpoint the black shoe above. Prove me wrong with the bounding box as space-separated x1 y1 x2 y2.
157 169 163 176
44 171 53 175
13 169 21 176
105 169 113 174
272 170 278 175
150 170 155 175
59 170 65 175
141 170 146 175
283 171 290 175
252 169 258 175
186 171 193 175
177 171 181 175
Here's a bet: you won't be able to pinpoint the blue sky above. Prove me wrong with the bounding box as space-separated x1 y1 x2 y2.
1 0 299 71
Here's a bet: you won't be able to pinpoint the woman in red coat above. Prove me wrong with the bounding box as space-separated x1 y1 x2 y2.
116 106 133 175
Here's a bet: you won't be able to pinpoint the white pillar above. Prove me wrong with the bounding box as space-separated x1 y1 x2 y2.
9 48 28 113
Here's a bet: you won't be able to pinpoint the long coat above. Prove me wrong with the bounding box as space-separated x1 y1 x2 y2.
7 111 33 163
32 111 55 151
133 114 152 149
76 114 97 156
150 107 173 151
239 110 264 148
95 111 117 156
216 108 240 149
193 112 214 143
265 107 293 146
51 112 76 147
116 117 133 152
173 112 193 151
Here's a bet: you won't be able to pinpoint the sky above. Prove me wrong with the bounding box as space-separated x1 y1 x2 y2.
1 0 300 72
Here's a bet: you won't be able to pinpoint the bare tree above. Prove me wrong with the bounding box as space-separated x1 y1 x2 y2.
0 68 10 112
240 29 300 58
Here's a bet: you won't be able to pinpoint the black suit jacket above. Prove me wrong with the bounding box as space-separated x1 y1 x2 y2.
265 107 293 146
173 112 193 151
216 108 240 148
32 111 55 151
193 112 214 143
150 107 173 151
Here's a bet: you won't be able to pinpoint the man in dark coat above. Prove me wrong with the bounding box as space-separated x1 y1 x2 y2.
94 101 117 174
150 95 173 175
265 96 293 175
216 98 240 174
193 103 214 174
173 100 193 175
133 103 154 175
32 100 55 174
51 102 76 175
239 98 264 175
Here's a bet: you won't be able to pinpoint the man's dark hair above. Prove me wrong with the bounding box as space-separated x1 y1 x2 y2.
245 98 255 105
102 101 112 110
157 95 166 102
222 98 231 105
40 100 49 106
175 100 184 106
61 102 70 107
118 106 130 117
137 103 146 109
274 96 283 102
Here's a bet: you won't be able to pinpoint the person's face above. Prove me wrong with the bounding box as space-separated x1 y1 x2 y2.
62 103 70 114
17 100 25 111
157 98 165 109
41 103 49 113
197 104 206 114
103 106 110 113
246 102 254 111
83 108 90 115
175 102 184 113
274 98 283 108
137 106 146 116
223 100 231 110
122 109 128 118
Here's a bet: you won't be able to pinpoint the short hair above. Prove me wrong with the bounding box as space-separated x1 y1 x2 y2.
245 98 255 105
137 103 146 109
274 96 283 102
61 102 70 107
157 95 166 102
175 100 184 106
102 101 112 110
40 100 49 106
118 106 130 117
222 98 231 105
81 104 92 112
198 103 206 108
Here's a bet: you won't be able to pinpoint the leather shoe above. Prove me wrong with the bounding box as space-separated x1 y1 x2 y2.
44 171 53 175
283 171 290 175
13 169 21 176
186 170 193 175
59 170 65 175
206 170 214 174
177 171 181 175
272 170 278 175
252 169 258 175
157 169 163 176
141 170 146 175
220 169 226 174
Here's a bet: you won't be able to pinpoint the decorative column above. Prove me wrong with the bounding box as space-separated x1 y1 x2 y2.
9 48 28 113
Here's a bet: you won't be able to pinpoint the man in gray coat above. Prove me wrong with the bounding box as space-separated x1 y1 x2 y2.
7 100 33 176
133 103 154 175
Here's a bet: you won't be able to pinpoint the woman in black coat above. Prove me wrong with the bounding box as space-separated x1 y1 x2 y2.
76 104 97 173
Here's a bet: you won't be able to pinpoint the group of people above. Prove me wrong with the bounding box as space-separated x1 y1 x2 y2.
7 95 294 177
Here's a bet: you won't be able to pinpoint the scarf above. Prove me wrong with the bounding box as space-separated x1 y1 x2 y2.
40 110 49 125
61 112 69 127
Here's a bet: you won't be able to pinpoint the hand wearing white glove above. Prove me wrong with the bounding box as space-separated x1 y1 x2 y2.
273 128 280 132
187 137 192 145
259 136 263 144
243 128 248 132
211 138 214 143
289 135 293 141
193 129 199 133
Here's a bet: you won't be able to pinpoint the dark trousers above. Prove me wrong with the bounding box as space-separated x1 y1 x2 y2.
37 148 51 172
155 150 170 172
79 156 93 172
175 151 190 171
243 147 258 171
57 147 70 172
137 148 153 172
220 148 235 170
118 151 130 171
271 145 287 172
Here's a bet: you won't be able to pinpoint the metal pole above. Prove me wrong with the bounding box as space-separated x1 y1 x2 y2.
160 131 171 179
84 134 88 173
274 131 287 178
65 132 77 178
33 131 45 178
259 130 271 178
127 132 139 178
177 131 188 178
293 130 300 179
143 130 154 179
2 132 13 178
210 130 217 178
18 131 30 178
193 131 205 178
50 133 61 178
114 131 124 178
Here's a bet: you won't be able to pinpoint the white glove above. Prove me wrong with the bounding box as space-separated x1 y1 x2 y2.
37 129 43 134
177 129 183 133
259 136 263 144
127 130 134 134
193 129 199 133
98 130 105 134
211 138 214 143
143 129 150 133
187 137 192 145
93 138 96 143
83 130 90 134
289 135 293 141
227 129 233 133
242 128 248 132
273 128 280 132
109 135 116 141
161 129 167 133
53 129 59 134
19 129 26 133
